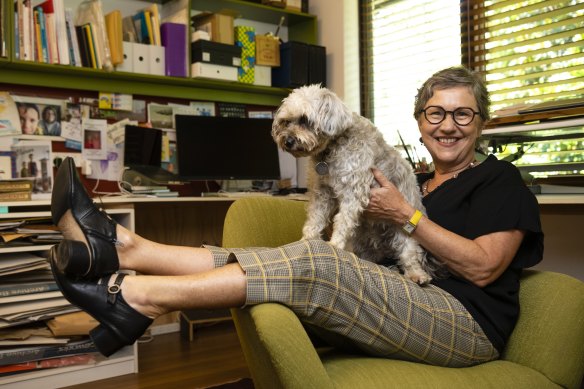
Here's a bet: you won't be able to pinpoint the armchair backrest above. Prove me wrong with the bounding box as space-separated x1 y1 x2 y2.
223 197 307 248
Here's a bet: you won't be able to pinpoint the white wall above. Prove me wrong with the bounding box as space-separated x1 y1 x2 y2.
309 0 360 113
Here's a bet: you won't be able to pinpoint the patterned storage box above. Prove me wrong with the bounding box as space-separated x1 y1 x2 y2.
234 26 256 84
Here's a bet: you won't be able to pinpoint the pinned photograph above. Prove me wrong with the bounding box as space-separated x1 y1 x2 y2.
11 140 53 199
12 96 65 137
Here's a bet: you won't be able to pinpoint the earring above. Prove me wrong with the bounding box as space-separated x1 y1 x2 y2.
419 137 424 145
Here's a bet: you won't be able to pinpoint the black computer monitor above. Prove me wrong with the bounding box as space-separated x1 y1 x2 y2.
174 115 280 181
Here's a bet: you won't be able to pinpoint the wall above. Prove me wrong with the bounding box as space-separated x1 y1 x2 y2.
309 0 360 113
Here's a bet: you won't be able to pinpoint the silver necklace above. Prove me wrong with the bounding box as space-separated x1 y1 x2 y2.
422 160 480 195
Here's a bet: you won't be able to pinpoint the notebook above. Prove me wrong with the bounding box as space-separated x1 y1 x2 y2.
124 125 177 184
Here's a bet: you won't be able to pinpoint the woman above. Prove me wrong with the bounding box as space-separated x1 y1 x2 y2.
40 106 62 136
49 67 543 366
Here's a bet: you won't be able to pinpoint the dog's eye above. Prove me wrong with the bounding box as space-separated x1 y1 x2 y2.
298 115 309 127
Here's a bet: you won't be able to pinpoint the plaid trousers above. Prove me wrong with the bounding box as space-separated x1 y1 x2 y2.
207 239 498 367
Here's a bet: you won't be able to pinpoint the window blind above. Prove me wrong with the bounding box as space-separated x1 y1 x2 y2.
464 0 584 111
359 0 461 159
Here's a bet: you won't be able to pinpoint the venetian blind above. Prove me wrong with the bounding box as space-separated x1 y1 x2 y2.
464 0 584 112
359 0 461 160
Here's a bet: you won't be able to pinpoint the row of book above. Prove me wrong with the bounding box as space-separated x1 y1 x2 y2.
14 0 166 70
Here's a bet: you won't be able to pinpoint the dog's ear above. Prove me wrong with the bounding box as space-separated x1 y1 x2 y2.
314 88 353 136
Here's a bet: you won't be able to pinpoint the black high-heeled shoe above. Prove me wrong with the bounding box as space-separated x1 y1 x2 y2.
51 157 119 278
50 243 153 357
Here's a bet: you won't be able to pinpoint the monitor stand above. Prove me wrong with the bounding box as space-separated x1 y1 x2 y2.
221 180 254 193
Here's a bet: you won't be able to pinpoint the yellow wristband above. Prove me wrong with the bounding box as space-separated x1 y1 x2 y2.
402 209 423 236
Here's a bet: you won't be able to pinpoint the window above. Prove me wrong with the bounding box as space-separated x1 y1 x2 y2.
465 0 584 112
361 0 584 162
360 0 462 163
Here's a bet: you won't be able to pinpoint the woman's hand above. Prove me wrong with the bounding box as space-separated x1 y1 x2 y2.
365 168 417 225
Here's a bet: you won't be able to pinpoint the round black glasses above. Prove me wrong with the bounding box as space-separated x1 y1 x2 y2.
420 106 480 126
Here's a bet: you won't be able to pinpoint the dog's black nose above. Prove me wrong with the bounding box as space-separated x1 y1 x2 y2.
285 136 296 149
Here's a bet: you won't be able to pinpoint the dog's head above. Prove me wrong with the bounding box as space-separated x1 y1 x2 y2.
272 85 353 157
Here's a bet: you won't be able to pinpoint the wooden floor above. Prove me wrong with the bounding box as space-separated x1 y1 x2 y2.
65 321 252 389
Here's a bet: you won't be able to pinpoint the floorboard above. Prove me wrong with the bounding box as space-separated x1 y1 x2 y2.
64 321 251 389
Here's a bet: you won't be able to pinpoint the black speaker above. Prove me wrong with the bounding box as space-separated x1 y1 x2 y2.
272 41 309 88
308 44 326 86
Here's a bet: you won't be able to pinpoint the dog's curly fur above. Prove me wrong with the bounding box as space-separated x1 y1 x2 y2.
272 85 441 284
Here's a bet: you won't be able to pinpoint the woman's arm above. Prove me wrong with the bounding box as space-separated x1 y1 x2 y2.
365 169 525 287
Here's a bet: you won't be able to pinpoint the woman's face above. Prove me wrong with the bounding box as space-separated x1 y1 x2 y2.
418 86 483 170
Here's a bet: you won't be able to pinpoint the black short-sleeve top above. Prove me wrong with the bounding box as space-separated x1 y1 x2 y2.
418 154 544 353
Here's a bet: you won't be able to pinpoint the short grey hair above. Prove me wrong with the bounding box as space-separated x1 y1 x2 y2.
413 67 490 123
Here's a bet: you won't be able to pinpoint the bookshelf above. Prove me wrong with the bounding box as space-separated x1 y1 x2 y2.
0 205 138 388
0 0 318 106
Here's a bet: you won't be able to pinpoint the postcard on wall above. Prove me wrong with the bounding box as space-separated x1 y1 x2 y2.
189 101 216 116
81 118 108 160
11 95 65 137
60 103 90 142
147 103 174 129
0 92 21 136
88 119 137 181
10 140 53 198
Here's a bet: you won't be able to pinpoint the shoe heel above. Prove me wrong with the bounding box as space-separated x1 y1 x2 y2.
89 324 125 357
56 240 91 276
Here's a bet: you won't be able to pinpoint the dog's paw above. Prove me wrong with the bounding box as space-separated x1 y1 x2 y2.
405 269 432 286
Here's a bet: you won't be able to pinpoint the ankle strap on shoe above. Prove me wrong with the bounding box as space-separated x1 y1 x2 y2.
107 273 126 305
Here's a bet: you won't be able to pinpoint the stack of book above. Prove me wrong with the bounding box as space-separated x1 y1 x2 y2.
0 179 33 202
0 251 100 376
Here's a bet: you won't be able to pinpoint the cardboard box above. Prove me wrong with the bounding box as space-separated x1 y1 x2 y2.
262 0 286 8
256 35 280 66
286 0 302 11
191 12 234 45
254 65 272 86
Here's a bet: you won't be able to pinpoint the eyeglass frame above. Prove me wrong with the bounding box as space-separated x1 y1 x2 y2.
419 106 481 126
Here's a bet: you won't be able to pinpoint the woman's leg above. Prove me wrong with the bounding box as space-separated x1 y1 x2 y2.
59 209 215 275
121 262 246 319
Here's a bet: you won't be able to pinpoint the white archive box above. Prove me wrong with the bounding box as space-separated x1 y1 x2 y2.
191 62 238 81
116 41 134 72
254 65 271 86
149 45 166 76
132 42 150 74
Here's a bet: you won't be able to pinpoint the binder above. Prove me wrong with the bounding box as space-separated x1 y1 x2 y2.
105 10 123 66
132 42 150 74
116 41 133 72
160 22 187 77
191 62 237 81
149 45 165 76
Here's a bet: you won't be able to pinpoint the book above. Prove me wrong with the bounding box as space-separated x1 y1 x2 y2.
36 0 58 64
0 179 34 192
75 24 91 67
0 339 97 366
0 354 97 376
0 191 31 201
64 8 81 67
0 280 58 298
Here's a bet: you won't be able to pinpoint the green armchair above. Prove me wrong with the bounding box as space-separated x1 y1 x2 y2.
222 197 584 389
